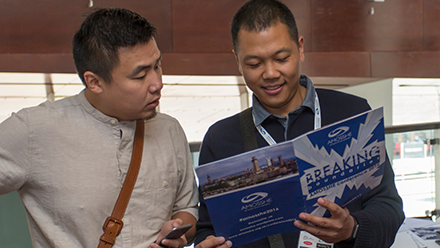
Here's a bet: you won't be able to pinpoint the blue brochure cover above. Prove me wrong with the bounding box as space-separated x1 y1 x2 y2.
195 107 385 247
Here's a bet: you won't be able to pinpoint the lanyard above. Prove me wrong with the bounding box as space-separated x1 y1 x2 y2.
254 91 321 146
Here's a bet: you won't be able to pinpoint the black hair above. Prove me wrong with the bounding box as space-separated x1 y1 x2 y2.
231 0 299 52
73 8 157 85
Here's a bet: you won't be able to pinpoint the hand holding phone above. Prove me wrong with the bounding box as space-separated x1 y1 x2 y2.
156 223 193 247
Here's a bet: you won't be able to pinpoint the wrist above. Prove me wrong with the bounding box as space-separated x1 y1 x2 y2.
346 216 360 241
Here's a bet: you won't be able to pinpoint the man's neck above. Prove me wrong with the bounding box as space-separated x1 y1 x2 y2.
84 88 115 119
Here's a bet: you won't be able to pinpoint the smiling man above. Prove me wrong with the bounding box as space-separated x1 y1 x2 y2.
0 8 197 248
195 1 404 248
234 21 306 118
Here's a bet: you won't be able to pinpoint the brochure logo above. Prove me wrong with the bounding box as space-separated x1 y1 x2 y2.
241 192 268 203
328 126 349 138
327 126 352 146
241 192 271 211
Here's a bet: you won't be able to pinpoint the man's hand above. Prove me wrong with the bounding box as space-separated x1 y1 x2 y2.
293 198 355 243
195 236 232 248
150 219 188 248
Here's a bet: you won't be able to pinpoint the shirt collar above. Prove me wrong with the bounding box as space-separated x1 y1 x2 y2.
77 90 124 125
252 75 316 126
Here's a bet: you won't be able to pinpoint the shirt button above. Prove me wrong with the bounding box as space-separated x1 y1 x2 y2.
163 180 168 187
111 120 116 125
119 151 123 157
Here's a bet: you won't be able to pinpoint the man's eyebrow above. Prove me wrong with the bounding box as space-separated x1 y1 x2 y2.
129 54 162 77
243 48 291 61
243 54 259 61
273 48 291 55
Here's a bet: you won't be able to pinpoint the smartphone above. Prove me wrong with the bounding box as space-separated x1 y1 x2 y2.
156 223 193 247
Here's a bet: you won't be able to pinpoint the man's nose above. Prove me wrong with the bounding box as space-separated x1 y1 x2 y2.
149 72 163 93
262 61 281 80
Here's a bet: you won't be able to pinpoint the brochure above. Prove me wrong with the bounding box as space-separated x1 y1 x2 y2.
195 107 386 247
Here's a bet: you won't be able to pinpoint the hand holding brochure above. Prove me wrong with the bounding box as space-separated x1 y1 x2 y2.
195 107 386 247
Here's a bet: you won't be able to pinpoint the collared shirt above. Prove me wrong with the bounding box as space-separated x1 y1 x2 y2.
0 91 198 248
252 75 316 140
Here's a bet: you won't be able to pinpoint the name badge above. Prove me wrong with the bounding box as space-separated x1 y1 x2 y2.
298 231 333 248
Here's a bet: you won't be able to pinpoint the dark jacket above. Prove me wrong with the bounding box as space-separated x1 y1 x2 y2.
195 88 404 248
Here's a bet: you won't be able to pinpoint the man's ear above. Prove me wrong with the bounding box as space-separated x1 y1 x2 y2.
232 49 243 75
298 36 305 63
83 71 104 94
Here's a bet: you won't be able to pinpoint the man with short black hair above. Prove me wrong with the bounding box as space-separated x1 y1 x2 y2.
195 1 404 247
0 8 198 248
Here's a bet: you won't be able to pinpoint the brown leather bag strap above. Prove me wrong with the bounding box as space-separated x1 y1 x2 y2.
98 119 145 248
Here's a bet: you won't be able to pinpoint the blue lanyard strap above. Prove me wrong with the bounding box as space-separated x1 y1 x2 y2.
314 91 321 130
254 90 321 146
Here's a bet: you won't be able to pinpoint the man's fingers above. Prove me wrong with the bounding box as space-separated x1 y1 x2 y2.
161 237 187 248
172 218 183 227
295 198 355 243
297 212 330 228
317 198 340 215
221 240 233 248
294 220 334 240
317 198 349 219
195 236 232 248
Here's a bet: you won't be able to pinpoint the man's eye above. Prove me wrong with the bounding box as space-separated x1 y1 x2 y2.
133 75 146 80
155 60 162 69
247 63 260 68
277 57 289 63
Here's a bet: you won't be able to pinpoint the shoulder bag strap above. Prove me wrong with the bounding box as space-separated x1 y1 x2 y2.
238 108 286 248
98 119 145 248
239 107 258 151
